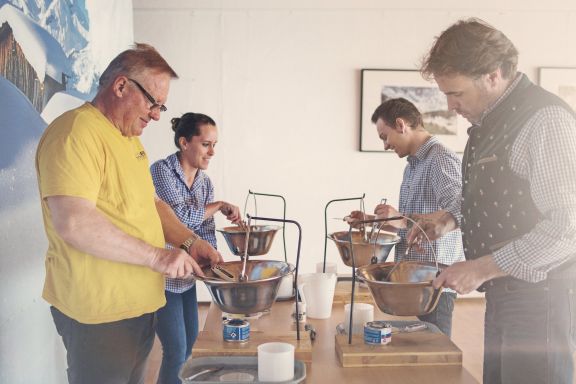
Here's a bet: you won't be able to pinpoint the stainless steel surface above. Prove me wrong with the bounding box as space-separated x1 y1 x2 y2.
356 261 446 316
184 367 223 381
196 260 295 314
180 356 306 384
217 225 281 256
328 230 400 267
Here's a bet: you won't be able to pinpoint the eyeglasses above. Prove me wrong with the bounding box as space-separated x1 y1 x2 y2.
127 78 167 112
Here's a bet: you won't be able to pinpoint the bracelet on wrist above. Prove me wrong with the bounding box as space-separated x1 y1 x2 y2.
179 233 199 253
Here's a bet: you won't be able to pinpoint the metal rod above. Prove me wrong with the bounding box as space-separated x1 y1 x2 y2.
246 190 288 262
247 214 303 341
323 194 365 273
352 216 404 225
348 224 356 345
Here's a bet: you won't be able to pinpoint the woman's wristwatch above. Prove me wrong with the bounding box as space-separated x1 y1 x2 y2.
180 233 199 253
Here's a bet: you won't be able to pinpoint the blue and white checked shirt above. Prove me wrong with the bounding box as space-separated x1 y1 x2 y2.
395 137 465 268
151 153 217 293
475 73 576 282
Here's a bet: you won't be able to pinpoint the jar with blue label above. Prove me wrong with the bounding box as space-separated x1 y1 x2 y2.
364 321 392 345
223 318 250 342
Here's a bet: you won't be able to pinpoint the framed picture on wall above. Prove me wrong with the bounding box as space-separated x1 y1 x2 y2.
359 69 469 152
539 67 576 112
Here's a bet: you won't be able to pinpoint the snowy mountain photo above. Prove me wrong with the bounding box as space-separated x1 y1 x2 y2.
381 85 458 135
0 1 133 382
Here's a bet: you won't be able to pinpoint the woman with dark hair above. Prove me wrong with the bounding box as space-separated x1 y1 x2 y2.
150 112 241 384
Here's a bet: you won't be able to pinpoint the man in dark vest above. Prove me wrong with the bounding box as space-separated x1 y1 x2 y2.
415 18 576 384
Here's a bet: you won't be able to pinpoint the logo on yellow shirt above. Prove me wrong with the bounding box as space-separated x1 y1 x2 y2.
136 150 147 160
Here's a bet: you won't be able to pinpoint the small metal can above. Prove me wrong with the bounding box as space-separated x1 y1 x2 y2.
223 319 250 342
364 321 392 345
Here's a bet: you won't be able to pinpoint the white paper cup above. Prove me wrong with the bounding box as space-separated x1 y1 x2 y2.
344 303 374 335
257 342 295 382
315 261 337 274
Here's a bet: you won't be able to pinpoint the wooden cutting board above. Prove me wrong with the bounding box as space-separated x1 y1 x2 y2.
335 331 462 367
192 330 312 364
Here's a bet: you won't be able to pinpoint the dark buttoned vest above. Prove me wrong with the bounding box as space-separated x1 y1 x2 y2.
461 75 575 260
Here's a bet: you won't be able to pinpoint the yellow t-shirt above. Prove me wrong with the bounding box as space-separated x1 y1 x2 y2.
36 102 165 324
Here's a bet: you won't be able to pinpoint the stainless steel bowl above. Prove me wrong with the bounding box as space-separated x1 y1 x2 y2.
356 261 446 316
328 230 400 267
196 260 294 314
217 225 281 256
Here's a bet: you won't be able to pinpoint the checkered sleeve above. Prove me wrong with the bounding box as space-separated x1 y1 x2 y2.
430 150 462 227
493 106 576 281
150 160 205 229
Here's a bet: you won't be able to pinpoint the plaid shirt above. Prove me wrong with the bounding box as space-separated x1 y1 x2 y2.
151 153 217 293
475 73 576 282
396 136 465 269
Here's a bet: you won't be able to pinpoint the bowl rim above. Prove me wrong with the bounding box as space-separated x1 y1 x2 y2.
355 261 447 286
328 230 401 245
216 224 282 234
195 260 295 285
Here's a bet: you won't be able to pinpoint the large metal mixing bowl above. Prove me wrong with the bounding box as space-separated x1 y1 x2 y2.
328 230 400 267
196 260 294 314
217 225 281 256
356 261 446 316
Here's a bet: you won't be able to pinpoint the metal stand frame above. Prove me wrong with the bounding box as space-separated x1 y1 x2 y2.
346 216 403 344
321 194 367 344
244 190 288 262
247 214 303 340
322 194 365 272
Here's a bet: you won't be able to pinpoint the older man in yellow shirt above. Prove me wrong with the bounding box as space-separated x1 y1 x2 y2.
36 43 221 384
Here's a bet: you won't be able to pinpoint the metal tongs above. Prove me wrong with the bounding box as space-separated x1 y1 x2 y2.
211 264 236 282
239 216 251 281
367 198 387 243
335 198 388 243
236 219 250 232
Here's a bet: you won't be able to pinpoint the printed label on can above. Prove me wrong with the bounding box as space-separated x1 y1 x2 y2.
223 319 250 342
364 321 392 345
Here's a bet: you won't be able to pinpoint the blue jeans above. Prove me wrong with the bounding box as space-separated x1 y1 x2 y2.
155 286 199 384
50 306 155 384
418 291 456 337
483 273 576 384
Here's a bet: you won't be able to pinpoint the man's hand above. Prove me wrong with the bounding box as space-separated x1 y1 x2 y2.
406 210 458 246
188 238 223 267
220 202 242 224
348 210 374 227
148 248 203 278
433 255 508 294
374 204 405 230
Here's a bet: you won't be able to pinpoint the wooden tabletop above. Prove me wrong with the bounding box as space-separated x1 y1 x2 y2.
199 299 478 384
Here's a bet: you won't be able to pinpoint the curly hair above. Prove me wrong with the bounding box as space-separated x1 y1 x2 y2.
421 18 518 80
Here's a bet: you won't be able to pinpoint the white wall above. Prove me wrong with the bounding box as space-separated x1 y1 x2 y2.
133 0 576 301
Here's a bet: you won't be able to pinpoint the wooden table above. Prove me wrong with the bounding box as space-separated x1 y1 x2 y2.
196 299 478 384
